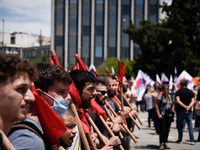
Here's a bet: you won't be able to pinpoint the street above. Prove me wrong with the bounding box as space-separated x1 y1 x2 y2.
130 111 200 150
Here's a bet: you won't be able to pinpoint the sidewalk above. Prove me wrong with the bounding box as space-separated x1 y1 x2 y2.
130 111 200 150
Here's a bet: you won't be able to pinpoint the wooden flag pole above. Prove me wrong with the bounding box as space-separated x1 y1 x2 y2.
70 103 90 150
122 95 143 126
97 114 125 150
120 87 124 111
115 96 141 129
87 117 107 145
105 102 138 143
103 105 124 139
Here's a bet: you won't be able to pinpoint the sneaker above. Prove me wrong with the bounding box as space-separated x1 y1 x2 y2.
189 141 195 145
159 143 165 150
175 140 182 144
163 143 170 149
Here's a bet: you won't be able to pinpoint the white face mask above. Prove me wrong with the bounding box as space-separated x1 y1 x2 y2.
43 91 70 116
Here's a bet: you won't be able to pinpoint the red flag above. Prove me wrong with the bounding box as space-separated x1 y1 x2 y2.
72 63 80 70
90 99 108 121
118 60 124 87
50 51 65 70
77 108 90 134
105 68 111 74
75 54 88 71
68 82 82 106
90 68 99 76
32 91 67 145
50 52 82 106
123 59 128 72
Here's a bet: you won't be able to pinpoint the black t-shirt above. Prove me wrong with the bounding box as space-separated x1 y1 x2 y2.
107 97 120 113
117 94 133 129
175 88 194 112
88 109 104 133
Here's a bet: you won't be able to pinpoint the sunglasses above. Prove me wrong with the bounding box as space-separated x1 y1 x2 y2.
96 90 107 95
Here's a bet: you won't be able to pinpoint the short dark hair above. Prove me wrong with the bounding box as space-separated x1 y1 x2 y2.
60 109 75 118
0 53 38 85
69 69 95 95
95 75 107 87
34 63 72 92
104 74 117 86
180 80 188 86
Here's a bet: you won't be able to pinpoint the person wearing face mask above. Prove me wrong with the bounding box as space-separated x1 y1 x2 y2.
8 62 72 150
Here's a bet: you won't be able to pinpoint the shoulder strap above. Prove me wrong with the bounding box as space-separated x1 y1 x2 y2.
8 122 46 149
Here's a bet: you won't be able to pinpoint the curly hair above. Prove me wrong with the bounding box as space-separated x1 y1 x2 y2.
34 62 72 92
0 53 38 85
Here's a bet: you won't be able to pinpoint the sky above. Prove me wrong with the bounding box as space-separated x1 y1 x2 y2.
0 0 51 37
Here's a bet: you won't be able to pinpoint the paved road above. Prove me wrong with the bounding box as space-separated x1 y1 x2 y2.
130 111 200 150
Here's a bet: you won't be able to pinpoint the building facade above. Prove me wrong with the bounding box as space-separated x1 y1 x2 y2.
0 32 51 59
51 0 169 70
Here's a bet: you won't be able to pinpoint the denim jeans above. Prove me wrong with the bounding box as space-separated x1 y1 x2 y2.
176 111 194 142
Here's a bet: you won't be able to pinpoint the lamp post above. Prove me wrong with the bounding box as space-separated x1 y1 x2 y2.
0 18 4 52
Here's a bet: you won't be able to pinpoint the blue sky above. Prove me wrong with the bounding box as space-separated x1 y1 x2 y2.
0 0 51 36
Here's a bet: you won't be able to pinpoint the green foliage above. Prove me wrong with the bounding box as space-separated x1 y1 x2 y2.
96 57 136 77
97 57 119 75
123 0 200 78
31 53 49 64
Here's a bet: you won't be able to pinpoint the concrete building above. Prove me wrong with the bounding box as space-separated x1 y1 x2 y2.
51 0 172 70
0 32 50 59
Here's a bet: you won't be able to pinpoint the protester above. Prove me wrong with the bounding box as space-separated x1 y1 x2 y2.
9 62 72 149
59 109 78 150
144 86 155 130
0 53 38 149
155 84 175 149
93 77 122 149
94 76 123 132
175 80 195 145
153 82 162 135
125 76 137 105
70 70 120 150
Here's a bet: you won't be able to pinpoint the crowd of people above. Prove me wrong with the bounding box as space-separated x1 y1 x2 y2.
0 53 200 150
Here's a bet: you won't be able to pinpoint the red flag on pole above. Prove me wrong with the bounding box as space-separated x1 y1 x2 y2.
77 108 91 134
118 60 125 87
90 99 108 121
50 50 82 106
105 68 111 74
50 50 65 70
75 54 88 71
68 82 82 106
31 88 67 146
123 59 128 72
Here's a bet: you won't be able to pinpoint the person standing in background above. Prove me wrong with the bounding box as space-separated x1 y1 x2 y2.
155 84 175 150
175 80 195 145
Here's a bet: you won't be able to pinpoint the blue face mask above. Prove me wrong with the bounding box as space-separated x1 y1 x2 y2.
43 91 70 116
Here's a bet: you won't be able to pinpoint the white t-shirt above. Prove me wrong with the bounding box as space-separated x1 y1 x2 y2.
66 126 81 150
144 93 155 110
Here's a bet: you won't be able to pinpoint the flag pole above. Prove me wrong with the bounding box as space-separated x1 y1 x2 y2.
97 114 125 150
70 103 91 150
103 105 124 139
87 117 107 145
122 95 143 126
115 96 142 129
105 102 138 143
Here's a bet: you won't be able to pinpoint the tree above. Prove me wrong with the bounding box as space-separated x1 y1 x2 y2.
97 57 136 77
123 0 200 78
